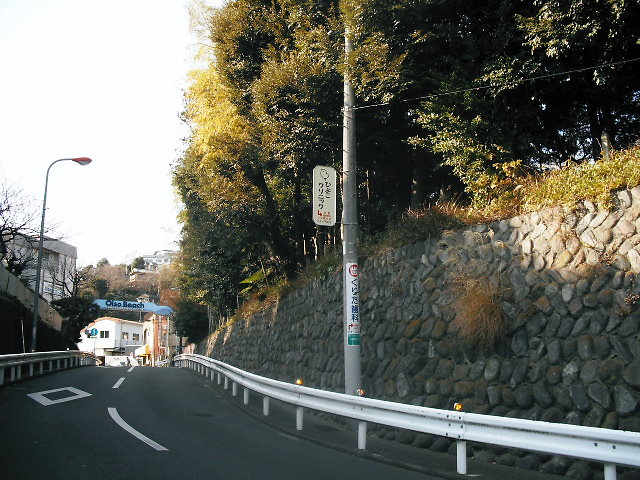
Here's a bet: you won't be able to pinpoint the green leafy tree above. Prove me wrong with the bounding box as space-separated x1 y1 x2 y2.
178 0 343 282
91 278 109 298
51 296 99 343
516 0 640 160
173 298 209 344
131 257 146 270
96 258 110 268
174 0 640 317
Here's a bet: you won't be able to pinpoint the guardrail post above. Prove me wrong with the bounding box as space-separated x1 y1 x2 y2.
232 382 238 397
296 407 304 431
217 372 222 385
263 397 270 416
457 440 467 475
16 365 21 380
49 360 53 371
10 366 16 382
29 363 34 377
39 361 44 374
0 367 4 385
604 464 616 480
358 422 367 450
244 388 250 405
224 377 229 390
56 359 60 370
210 369 215 381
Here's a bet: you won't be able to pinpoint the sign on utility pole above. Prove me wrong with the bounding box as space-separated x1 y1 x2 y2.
312 166 337 226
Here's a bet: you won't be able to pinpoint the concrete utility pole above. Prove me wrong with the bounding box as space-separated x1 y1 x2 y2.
342 26 362 396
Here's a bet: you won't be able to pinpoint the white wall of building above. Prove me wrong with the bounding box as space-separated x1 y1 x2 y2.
77 317 143 357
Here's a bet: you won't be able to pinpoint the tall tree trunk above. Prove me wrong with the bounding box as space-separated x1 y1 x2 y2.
410 159 428 210
293 165 304 266
241 163 297 278
587 102 602 161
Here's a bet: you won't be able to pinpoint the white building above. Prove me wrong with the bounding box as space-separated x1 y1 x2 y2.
77 317 143 360
6 235 78 303
142 250 178 271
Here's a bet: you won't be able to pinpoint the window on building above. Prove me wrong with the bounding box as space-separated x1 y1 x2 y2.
122 332 129 340
133 333 140 342
100 331 109 339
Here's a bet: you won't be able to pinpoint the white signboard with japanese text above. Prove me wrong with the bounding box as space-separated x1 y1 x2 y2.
312 165 337 226
345 262 361 346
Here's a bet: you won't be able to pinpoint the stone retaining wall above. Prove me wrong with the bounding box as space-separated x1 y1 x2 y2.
199 187 640 479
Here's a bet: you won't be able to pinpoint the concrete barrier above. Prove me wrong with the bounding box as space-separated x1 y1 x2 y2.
0 264 62 331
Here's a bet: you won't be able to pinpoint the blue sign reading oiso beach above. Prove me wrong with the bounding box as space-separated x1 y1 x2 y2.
93 299 173 315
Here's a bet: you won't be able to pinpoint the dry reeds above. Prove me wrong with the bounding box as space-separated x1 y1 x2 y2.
449 272 507 349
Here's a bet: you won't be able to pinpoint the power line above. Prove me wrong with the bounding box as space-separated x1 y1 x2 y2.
349 56 640 112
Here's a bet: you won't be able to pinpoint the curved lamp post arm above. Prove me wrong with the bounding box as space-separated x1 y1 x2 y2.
30 157 92 352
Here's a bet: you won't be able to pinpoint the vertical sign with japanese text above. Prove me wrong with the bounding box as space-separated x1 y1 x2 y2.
345 262 360 346
312 165 337 226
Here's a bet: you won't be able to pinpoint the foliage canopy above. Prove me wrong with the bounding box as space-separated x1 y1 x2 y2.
173 0 640 322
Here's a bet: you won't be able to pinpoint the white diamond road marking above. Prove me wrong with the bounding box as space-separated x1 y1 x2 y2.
27 387 92 406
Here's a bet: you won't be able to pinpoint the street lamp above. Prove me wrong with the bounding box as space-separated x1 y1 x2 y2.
30 157 92 352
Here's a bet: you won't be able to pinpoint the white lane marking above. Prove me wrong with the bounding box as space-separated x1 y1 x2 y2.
27 387 92 406
107 407 168 451
127 366 135 373
112 377 126 389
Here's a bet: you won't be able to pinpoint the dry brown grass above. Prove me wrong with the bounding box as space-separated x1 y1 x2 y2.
376 202 481 253
449 272 507 348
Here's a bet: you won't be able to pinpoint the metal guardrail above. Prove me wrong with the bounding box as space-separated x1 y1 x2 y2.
176 353 640 480
0 350 99 386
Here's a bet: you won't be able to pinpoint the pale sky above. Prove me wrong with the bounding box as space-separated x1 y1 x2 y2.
0 0 223 267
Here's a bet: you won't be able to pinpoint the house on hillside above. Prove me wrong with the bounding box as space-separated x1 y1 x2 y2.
142 250 178 271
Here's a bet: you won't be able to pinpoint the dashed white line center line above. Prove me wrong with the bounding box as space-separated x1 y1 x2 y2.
107 407 168 451
112 377 126 389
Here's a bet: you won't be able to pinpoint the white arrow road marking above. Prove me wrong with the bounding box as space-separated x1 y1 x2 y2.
27 387 92 406
112 377 126 389
107 407 168 451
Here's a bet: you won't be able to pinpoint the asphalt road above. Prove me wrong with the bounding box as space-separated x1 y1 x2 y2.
0 366 438 480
